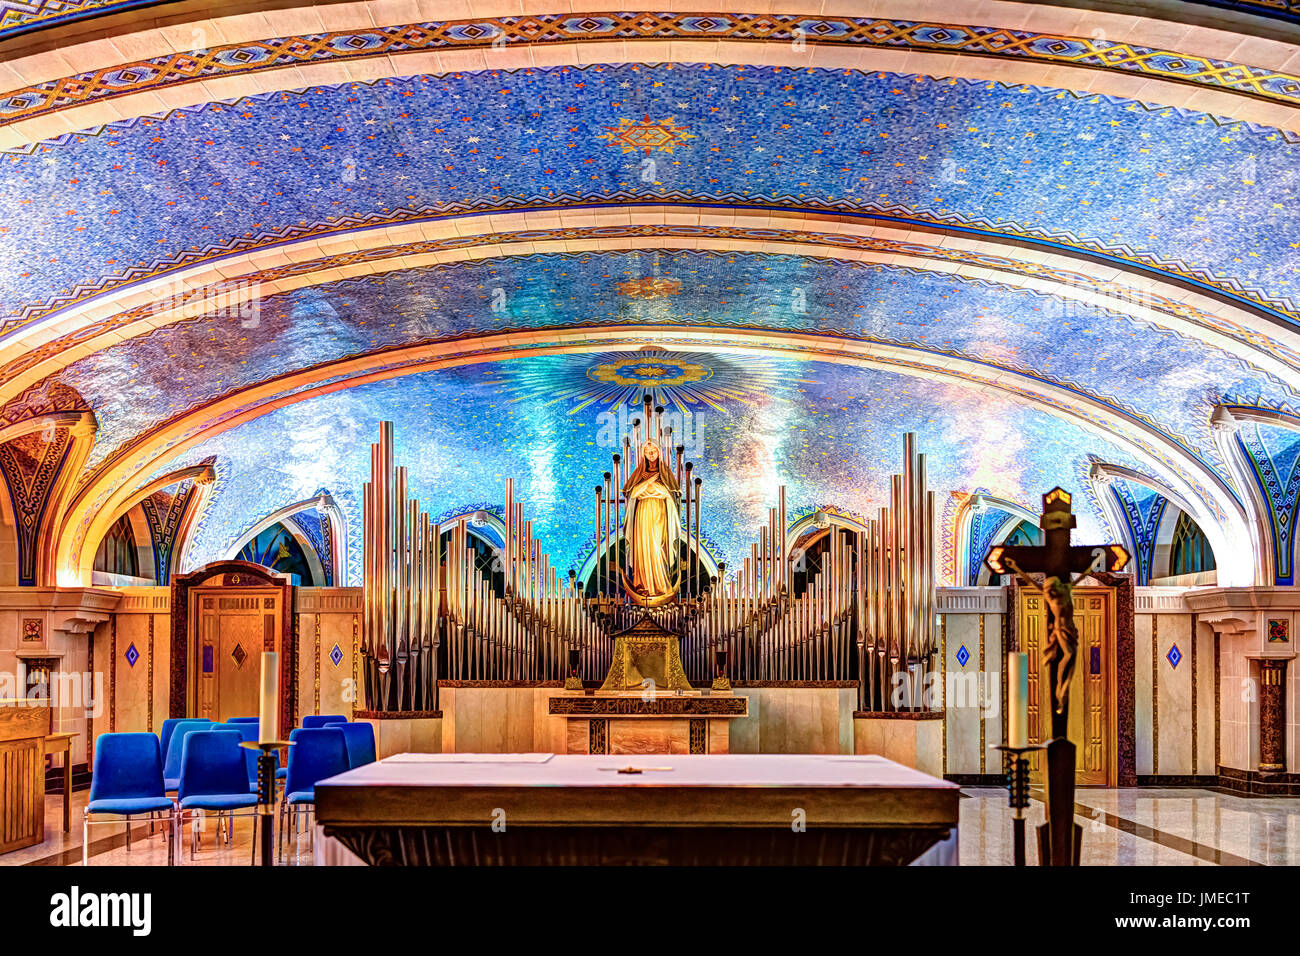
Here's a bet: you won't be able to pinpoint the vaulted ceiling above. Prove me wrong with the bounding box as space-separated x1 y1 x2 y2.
2 0 1299 586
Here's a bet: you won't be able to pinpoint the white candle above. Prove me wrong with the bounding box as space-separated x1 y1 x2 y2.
1008 652 1029 749
258 652 278 745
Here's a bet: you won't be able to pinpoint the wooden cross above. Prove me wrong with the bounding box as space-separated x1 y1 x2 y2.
984 487 1130 866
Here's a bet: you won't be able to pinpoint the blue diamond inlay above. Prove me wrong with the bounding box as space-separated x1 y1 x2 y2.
956 644 970 668
330 643 343 667
124 643 139 668
1167 643 1182 669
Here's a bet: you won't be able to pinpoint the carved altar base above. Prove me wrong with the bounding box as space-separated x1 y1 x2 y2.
549 692 748 755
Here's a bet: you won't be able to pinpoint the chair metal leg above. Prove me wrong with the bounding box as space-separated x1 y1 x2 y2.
167 808 176 867
125 815 131 852
82 812 89 867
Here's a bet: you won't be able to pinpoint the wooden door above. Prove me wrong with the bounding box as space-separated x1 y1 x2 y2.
1017 586 1115 786
194 589 282 721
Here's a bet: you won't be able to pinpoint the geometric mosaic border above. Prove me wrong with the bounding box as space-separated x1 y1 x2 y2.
7 2 1300 45
1109 477 1169 586
1236 422 1300 584
1199 0 1300 26
4 13 1300 126
0 0 152 39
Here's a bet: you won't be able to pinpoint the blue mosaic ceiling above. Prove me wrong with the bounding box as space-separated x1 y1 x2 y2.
168 351 1140 583
1 64 1299 329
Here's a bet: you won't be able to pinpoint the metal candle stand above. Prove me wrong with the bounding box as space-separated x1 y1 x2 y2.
992 743 1043 866
241 740 293 867
564 648 583 690
712 646 731 691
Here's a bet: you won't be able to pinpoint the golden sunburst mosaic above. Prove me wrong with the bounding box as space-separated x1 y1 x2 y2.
487 351 809 415
588 357 712 389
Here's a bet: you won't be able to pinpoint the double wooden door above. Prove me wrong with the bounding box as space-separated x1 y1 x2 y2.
1016 585 1115 786
193 588 283 721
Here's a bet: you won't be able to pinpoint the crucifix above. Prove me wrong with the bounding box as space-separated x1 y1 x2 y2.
984 487 1130 866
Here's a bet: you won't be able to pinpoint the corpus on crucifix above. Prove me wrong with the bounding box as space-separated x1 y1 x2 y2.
985 488 1130 737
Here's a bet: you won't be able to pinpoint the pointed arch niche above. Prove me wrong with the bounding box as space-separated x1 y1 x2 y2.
786 508 868 597
950 493 1041 587
86 462 215 587
1090 462 1224 588
227 492 346 587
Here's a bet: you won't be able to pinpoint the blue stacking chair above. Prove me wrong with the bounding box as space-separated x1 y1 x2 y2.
273 714 341 789
213 721 264 793
280 728 349 864
324 721 376 770
302 714 347 729
162 720 212 792
227 717 260 724
176 730 259 862
159 717 209 767
215 721 283 793
84 733 175 866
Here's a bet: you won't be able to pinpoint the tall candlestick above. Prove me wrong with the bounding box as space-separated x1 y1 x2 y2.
1008 652 1029 749
258 652 279 744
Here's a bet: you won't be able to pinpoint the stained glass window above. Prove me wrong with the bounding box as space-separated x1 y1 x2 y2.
1171 512 1216 576
93 514 138 578
236 522 315 584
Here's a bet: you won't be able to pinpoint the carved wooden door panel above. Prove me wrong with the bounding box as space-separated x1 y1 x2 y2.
195 589 282 721
1017 586 1114 786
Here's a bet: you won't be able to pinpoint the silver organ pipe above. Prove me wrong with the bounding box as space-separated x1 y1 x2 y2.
394 465 408 697
362 477 375 705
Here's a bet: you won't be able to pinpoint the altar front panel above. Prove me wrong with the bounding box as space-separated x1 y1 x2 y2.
315 753 960 866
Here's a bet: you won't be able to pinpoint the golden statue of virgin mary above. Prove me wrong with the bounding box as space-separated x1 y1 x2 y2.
622 441 680 601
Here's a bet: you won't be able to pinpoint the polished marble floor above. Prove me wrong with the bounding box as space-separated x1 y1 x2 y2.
7 789 317 867
959 787 1300 866
5 786 1298 865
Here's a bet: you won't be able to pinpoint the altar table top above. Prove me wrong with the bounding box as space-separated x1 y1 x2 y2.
314 753 959 829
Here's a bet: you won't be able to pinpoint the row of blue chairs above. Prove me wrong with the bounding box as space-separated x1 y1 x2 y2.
84 715 374 866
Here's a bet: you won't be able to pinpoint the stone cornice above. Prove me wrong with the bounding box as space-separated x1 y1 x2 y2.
1182 586 1300 613
0 585 120 612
